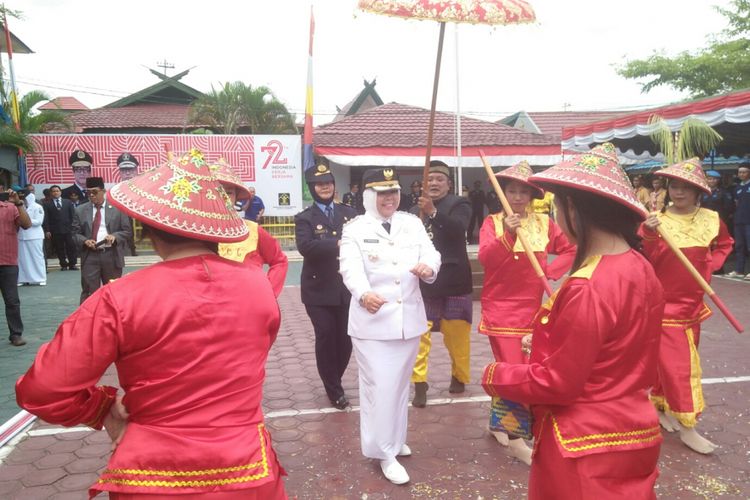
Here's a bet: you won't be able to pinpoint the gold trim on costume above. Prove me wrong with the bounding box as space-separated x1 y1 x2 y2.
551 416 661 452
98 424 270 487
365 180 400 189
479 321 532 336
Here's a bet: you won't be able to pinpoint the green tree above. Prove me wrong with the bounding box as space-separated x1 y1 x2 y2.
0 87 71 152
618 0 750 97
189 82 297 135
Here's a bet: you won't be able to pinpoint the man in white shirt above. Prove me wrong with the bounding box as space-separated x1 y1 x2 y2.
72 177 133 303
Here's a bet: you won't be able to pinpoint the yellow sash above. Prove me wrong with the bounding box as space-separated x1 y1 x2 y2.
658 208 719 248
218 220 260 263
491 212 550 252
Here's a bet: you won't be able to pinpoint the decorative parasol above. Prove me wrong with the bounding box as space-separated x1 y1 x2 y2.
358 0 536 206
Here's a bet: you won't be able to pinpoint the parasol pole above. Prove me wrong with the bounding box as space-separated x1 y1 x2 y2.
454 23 462 197
480 150 553 297
652 214 743 333
420 21 446 216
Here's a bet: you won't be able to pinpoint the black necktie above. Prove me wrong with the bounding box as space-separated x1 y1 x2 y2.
325 205 333 223
55 199 61 210
382 221 391 234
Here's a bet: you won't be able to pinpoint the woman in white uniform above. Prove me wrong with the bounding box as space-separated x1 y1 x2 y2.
339 168 441 485
17 192 47 286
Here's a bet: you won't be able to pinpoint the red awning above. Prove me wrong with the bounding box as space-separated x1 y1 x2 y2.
561 89 750 158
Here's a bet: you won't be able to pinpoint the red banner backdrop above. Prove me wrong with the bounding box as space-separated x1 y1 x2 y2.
27 134 256 185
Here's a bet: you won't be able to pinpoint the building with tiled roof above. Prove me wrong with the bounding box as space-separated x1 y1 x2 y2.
499 110 626 142
38 96 89 113
316 102 560 167
62 68 206 133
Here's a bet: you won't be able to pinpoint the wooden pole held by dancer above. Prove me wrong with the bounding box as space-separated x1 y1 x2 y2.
479 150 553 297
420 21 446 218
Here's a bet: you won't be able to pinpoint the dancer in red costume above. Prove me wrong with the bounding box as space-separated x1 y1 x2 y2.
213 158 288 297
640 158 733 454
16 149 287 499
481 143 665 499
478 160 575 464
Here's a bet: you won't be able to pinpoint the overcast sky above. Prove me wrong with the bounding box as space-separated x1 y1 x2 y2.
9 0 735 124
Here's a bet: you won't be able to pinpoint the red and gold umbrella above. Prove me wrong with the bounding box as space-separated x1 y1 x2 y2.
358 0 536 196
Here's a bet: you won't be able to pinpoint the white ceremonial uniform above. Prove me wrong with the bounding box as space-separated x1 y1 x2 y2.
17 195 47 285
340 211 441 460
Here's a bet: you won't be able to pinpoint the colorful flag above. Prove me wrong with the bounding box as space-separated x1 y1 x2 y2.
3 12 26 185
302 5 315 171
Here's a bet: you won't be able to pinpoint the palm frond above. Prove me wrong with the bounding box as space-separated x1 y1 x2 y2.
0 126 34 152
676 117 723 161
648 115 675 164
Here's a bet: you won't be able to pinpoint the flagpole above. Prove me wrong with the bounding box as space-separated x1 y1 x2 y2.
2 10 26 185
302 4 315 173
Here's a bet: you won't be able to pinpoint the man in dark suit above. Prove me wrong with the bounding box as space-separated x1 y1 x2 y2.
62 150 93 202
295 164 357 410
409 161 473 407
43 185 78 270
72 177 133 304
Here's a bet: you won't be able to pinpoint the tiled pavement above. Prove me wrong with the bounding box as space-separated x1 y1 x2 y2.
0 261 748 499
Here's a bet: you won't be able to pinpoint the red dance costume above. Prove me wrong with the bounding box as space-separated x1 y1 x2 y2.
478 212 574 364
482 251 664 499
219 221 288 297
17 255 286 499
640 208 733 427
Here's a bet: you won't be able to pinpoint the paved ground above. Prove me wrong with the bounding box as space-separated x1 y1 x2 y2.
0 258 748 499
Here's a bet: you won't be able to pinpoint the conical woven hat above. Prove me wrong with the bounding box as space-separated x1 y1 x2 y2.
530 143 647 219
109 149 248 243
654 157 710 195
495 160 544 199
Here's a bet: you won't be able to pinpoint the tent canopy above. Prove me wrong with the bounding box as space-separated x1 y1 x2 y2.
561 89 750 159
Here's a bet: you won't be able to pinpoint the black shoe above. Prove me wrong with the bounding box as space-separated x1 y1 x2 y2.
449 376 465 394
60 266 68 271
331 396 350 410
10 335 26 347
412 382 428 408
68 266 79 271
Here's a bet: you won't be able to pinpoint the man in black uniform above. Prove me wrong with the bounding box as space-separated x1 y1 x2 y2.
43 185 78 271
295 164 358 410
62 150 93 202
410 161 473 407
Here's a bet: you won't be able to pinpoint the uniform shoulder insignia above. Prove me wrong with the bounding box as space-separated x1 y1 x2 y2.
343 214 365 227
400 211 421 221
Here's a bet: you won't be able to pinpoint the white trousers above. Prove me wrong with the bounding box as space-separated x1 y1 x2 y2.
352 335 420 460
17 239 46 284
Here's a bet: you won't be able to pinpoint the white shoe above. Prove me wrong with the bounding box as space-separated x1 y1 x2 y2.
744 274 750 281
726 271 740 278
380 458 409 484
397 444 411 457
38 282 46 286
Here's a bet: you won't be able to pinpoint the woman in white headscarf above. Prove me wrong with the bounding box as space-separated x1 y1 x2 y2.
17 192 47 286
339 168 441 485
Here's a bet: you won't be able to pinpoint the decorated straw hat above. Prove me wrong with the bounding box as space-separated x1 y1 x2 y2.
208 158 251 200
108 148 248 243
654 157 710 195
495 160 544 199
529 143 647 219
